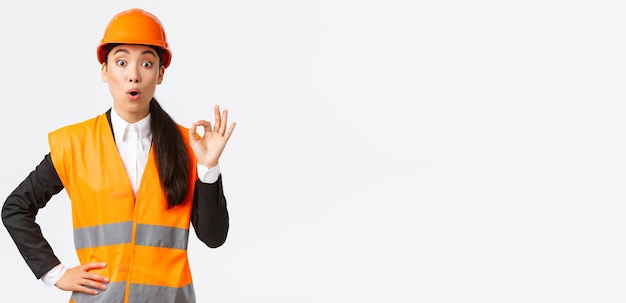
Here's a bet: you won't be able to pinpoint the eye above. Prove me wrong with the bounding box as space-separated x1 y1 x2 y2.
116 59 127 66
142 61 153 68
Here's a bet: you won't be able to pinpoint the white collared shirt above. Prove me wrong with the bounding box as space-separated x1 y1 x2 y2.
42 108 220 286
111 110 152 194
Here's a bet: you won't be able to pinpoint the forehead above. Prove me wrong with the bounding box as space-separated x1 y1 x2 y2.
109 44 158 57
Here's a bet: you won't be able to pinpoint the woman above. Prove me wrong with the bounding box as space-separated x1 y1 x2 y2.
2 8 235 303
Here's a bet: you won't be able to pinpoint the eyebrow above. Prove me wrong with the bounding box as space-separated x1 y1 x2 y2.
112 48 158 58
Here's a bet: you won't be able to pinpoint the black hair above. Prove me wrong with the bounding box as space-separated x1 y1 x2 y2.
150 98 191 209
103 44 190 209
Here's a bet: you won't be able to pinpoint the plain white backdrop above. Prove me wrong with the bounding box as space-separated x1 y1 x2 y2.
1 0 625 302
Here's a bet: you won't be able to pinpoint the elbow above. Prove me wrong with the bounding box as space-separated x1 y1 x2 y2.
2 197 33 231
1 200 13 228
198 222 229 248
201 237 227 249
206 240 226 249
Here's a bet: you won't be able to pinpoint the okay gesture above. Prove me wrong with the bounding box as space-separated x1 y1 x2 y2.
189 105 236 168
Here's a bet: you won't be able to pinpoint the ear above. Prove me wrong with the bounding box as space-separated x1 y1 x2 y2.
101 64 109 83
157 65 165 85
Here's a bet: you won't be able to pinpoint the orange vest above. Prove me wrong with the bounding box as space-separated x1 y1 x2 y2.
48 113 198 303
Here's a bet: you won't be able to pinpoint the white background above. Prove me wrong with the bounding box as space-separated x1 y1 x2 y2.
1 0 625 302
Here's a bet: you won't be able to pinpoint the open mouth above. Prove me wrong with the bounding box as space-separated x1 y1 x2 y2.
127 89 141 98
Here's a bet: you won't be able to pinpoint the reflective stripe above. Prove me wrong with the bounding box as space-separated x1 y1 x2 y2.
70 282 195 303
74 222 188 250
128 283 195 303
71 281 126 303
74 222 133 249
135 224 189 250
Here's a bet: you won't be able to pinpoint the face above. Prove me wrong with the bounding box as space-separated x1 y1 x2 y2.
101 44 165 123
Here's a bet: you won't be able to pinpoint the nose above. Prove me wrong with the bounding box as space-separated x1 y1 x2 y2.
128 65 140 83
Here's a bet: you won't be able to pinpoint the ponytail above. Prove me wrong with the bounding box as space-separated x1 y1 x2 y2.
150 98 190 208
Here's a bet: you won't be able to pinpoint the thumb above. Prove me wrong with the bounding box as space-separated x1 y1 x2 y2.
189 123 201 144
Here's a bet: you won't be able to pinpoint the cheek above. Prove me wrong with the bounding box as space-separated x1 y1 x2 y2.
107 70 124 83
146 71 161 84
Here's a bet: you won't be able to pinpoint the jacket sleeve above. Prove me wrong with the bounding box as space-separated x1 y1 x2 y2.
191 174 229 248
1 153 64 279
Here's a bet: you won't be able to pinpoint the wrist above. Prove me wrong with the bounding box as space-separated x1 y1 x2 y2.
199 161 218 168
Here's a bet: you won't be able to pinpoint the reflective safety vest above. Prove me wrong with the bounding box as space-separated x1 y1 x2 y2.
49 113 198 303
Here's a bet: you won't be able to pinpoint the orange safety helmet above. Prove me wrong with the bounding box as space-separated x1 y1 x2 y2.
97 8 172 68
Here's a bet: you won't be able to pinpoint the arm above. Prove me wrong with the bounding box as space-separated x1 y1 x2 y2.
191 175 229 248
1 153 64 279
3 155 110 295
188 105 235 248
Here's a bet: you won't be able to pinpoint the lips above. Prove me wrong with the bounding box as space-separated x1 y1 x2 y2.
127 88 141 100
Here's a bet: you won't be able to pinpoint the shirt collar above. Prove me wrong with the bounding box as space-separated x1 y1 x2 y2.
111 109 152 142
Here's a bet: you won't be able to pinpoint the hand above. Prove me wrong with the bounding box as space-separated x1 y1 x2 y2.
189 105 236 168
55 262 109 295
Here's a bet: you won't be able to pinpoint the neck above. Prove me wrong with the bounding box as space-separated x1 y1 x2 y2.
113 106 150 123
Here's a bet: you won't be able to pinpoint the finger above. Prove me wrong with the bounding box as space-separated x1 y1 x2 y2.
82 277 108 290
85 272 110 283
189 123 199 143
218 110 229 135
82 262 107 271
76 284 101 295
72 279 107 294
191 121 213 139
224 122 236 140
198 120 213 134
80 262 110 284
213 105 222 132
